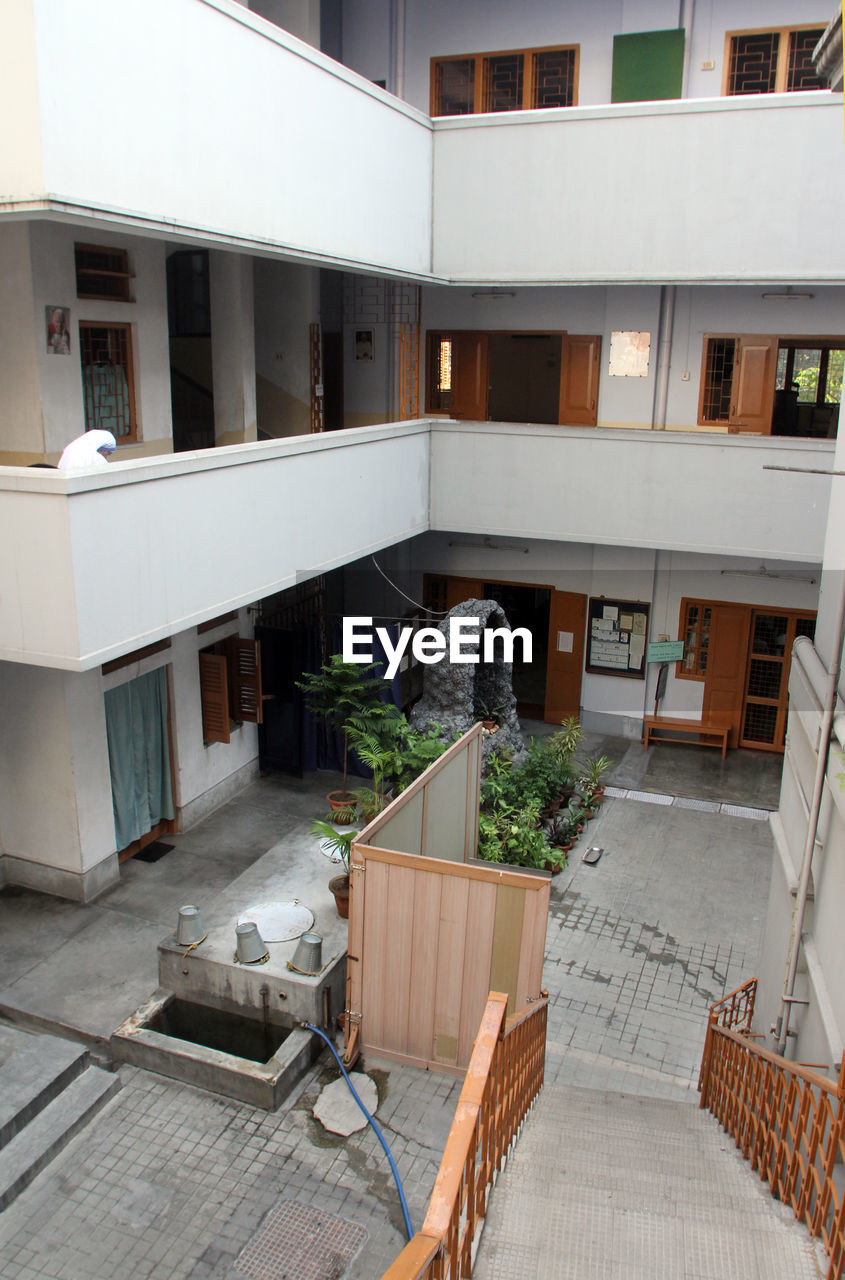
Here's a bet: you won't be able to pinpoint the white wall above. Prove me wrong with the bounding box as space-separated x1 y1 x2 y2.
340 0 832 113
429 422 832 563
422 283 845 431
17 0 433 281
13 223 173 461
0 224 41 459
0 1 42 199
0 423 432 669
209 251 257 446
253 259 317 438
432 95 844 284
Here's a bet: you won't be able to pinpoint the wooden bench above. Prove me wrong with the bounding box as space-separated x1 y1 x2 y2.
642 715 729 760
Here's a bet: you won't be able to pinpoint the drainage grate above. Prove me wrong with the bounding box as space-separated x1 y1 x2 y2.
673 797 721 813
235 1200 368 1280
719 803 770 821
625 790 674 806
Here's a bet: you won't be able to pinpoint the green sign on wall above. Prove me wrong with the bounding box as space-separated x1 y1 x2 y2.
647 641 685 663
611 29 685 104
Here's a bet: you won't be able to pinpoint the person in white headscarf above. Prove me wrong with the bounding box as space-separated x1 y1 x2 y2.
58 430 117 470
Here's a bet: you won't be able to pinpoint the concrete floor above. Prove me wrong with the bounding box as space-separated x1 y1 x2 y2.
0 733 797 1279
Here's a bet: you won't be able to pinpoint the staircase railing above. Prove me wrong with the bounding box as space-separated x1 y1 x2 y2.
699 978 845 1280
381 990 548 1280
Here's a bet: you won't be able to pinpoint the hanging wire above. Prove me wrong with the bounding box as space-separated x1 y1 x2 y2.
369 554 451 616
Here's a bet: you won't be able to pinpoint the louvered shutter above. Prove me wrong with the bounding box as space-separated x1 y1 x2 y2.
199 652 230 743
229 638 263 724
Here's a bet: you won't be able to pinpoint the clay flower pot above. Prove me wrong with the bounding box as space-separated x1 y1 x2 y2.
329 873 351 918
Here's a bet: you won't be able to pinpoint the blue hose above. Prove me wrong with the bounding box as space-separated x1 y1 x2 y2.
304 1021 414 1242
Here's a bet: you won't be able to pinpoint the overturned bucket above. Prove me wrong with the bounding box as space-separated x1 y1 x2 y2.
235 921 269 965
288 932 323 976
175 905 206 947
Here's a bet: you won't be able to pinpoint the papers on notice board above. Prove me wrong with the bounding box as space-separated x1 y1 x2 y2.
586 597 650 680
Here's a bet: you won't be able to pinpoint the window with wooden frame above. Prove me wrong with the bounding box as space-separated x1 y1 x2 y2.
724 26 826 96
199 636 263 744
75 243 134 302
677 600 713 679
699 334 844 436
79 321 137 442
428 334 453 412
431 45 579 116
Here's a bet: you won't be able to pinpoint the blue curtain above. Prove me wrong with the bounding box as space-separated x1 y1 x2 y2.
105 668 174 850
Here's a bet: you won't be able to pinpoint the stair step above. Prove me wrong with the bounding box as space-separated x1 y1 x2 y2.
0 1066 120 1212
0 1025 89 1149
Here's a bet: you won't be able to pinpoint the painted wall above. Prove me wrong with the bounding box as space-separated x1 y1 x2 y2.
12 0 433 281
0 222 173 464
0 664 116 893
209 251 257 446
428 422 832 564
409 531 820 729
422 283 845 431
0 423 432 669
253 260 317 438
341 0 832 113
432 94 845 284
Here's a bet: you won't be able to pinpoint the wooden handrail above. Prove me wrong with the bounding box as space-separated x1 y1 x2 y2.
699 985 845 1280
381 991 548 1280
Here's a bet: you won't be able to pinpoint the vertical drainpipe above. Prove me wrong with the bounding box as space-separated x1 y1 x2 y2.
387 0 406 421
651 286 676 429
679 0 694 97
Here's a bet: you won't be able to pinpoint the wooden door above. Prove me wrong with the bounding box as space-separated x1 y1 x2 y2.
560 334 601 426
701 603 752 747
544 590 587 722
731 337 778 433
445 577 483 609
740 611 816 751
450 333 488 420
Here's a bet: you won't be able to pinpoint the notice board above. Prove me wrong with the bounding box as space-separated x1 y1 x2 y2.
586 598 650 679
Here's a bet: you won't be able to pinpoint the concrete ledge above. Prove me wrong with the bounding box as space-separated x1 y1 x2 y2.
0 851 119 902
111 989 320 1109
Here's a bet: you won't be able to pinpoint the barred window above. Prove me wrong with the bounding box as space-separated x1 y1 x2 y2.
725 27 826 96
432 45 578 116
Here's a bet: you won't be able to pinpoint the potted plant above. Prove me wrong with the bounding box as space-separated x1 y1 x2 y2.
475 697 506 732
310 818 355 918
578 753 613 813
297 656 398 822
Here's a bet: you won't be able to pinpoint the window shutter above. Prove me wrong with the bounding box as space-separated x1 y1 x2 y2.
229 638 263 724
731 337 777 433
560 335 601 426
199 652 230 743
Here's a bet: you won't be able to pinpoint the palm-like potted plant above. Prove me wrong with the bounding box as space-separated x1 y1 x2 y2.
578 754 612 814
297 656 396 822
310 818 356 917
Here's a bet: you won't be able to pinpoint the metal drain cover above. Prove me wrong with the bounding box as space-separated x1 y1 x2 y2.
236 1200 367 1280
237 900 314 942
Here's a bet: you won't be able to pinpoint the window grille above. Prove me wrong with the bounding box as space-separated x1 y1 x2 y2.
79 322 136 440
75 244 133 301
532 48 577 108
726 27 825 95
432 46 578 116
701 338 735 422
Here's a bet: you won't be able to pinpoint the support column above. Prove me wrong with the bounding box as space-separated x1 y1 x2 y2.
209 252 257 447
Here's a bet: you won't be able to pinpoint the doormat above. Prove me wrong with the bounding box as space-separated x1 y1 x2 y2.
235 1200 368 1280
134 841 174 864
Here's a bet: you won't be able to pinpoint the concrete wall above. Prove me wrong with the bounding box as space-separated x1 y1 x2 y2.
254 260 317 438
432 94 844 284
421 283 845 433
410 531 820 730
341 0 832 113
0 222 173 465
5 0 433 281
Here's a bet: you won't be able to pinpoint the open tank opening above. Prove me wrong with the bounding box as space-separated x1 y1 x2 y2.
147 998 291 1064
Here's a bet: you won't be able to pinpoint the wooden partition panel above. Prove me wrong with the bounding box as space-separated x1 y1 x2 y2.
347 846 549 1073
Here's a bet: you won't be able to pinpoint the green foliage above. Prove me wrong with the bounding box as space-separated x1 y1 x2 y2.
296 655 400 792
578 753 613 798
549 716 584 764
310 818 355 874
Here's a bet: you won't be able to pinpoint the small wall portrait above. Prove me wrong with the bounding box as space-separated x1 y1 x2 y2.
46 306 71 355
354 328 375 362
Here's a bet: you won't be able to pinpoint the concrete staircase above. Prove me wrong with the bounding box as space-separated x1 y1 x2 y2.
474 1082 826 1280
0 1024 120 1212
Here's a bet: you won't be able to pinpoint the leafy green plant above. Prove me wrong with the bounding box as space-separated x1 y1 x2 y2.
310 818 355 875
475 696 507 726
296 656 400 797
578 753 613 802
550 716 584 764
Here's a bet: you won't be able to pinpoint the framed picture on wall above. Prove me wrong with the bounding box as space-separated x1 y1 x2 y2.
46 306 71 354
354 328 375 362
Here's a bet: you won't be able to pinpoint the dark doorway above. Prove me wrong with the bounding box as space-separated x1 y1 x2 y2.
487 334 561 424
483 582 551 719
167 250 215 451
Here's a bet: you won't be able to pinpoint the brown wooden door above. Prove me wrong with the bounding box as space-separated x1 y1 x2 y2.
701 604 752 747
731 337 777 433
740 612 817 751
544 590 587 722
560 334 601 426
445 577 483 609
450 332 488 420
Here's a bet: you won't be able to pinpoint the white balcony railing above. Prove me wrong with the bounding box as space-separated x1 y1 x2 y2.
0 421 832 671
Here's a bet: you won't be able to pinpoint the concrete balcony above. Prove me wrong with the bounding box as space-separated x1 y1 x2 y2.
432 94 845 285
0 422 831 671
0 0 433 280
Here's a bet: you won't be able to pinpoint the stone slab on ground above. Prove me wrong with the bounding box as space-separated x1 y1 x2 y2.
313 1072 378 1136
